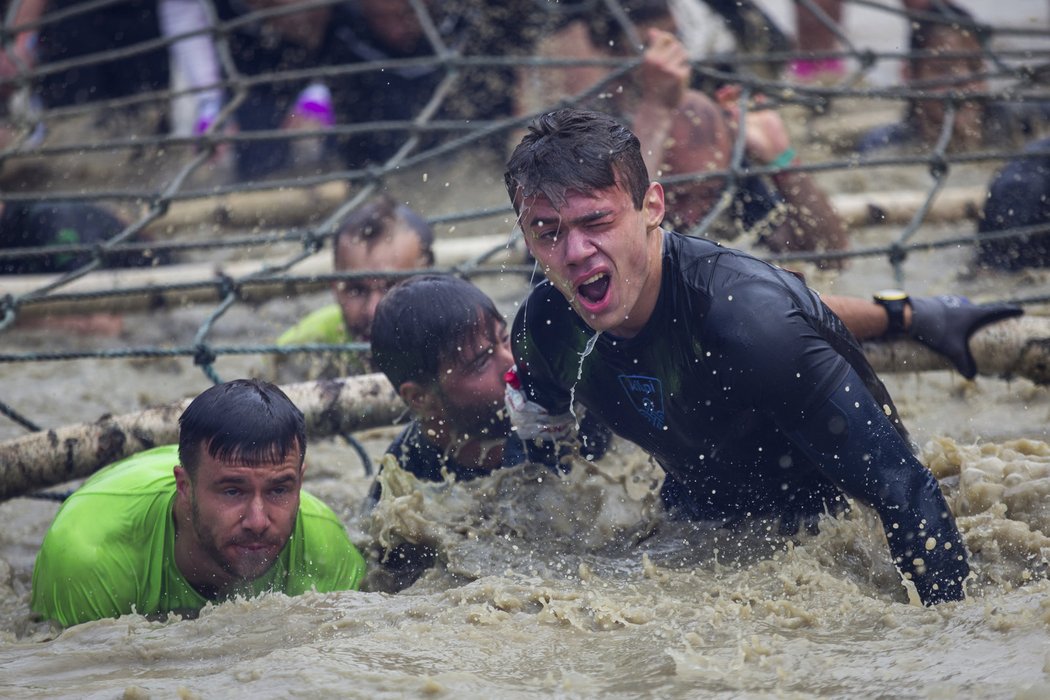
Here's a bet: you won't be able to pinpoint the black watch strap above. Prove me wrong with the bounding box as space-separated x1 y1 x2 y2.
873 289 910 335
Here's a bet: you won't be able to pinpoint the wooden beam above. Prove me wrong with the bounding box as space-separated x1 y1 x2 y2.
0 373 402 501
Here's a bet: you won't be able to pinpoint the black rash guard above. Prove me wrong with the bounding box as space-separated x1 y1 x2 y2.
512 230 968 604
370 415 610 501
368 420 520 502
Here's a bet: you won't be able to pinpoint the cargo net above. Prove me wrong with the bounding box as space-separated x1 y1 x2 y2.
0 0 1048 436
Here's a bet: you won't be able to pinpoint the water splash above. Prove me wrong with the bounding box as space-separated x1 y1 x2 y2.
569 329 602 428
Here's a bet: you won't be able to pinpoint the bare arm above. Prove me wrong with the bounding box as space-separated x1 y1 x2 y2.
716 85 849 264
767 168 850 259
631 28 690 179
823 295 905 339
631 29 735 228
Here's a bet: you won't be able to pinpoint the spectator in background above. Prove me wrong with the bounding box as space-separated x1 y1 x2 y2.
21 0 170 109
299 0 525 168
516 0 790 106
326 0 454 169
0 199 164 274
159 0 225 137
0 0 44 149
856 1 1049 154
192 0 358 179
0 198 172 334
0 0 170 149
3 0 345 167
975 136 1050 271
167 0 516 179
786 0 950 84
274 193 434 380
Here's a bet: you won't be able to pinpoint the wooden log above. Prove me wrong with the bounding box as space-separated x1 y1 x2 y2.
0 373 402 502
864 316 1050 383
144 181 349 235
0 314 1045 501
3 317 1050 500
1 183 987 319
834 185 986 228
1 232 520 318
1 180 986 318
141 181 982 237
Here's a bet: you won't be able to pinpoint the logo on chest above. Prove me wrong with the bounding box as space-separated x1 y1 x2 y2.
618 374 665 429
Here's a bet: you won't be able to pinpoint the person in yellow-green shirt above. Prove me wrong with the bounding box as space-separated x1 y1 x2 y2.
31 379 366 627
276 193 434 380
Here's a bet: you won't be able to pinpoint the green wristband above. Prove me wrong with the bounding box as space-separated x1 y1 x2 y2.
769 146 797 169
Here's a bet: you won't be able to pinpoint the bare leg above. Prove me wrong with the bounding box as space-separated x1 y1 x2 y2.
795 0 843 55
790 0 845 82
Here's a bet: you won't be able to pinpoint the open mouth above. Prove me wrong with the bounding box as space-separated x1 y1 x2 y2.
577 272 610 305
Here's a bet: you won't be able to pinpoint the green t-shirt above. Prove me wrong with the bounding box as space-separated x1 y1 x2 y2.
276 303 350 346
275 303 370 379
31 445 366 627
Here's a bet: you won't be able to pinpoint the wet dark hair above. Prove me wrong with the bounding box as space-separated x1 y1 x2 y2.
178 379 306 478
504 108 649 214
371 274 505 389
335 193 435 268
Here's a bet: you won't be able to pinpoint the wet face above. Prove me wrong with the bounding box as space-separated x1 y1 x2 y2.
431 315 515 438
334 225 429 341
518 180 665 338
911 25 986 146
174 445 303 592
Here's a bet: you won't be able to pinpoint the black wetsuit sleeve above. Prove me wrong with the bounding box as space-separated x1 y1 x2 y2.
698 278 851 422
368 422 440 503
510 296 573 415
782 366 970 605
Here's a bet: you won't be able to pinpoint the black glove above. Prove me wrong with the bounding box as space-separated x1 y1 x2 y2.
908 295 1023 379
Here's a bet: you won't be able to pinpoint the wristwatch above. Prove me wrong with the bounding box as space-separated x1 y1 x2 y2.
873 289 910 335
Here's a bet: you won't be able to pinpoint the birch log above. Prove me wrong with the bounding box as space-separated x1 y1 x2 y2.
3 317 1050 500
0 373 402 501
863 316 1050 382
2 233 520 318
145 181 349 234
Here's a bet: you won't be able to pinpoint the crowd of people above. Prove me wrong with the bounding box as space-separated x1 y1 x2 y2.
9 0 1049 627
1 0 1045 275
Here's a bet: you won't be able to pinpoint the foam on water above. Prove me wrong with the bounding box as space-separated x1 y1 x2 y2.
2 434 1049 697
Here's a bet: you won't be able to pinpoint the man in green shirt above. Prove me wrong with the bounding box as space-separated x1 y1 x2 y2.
31 379 367 627
275 193 435 380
